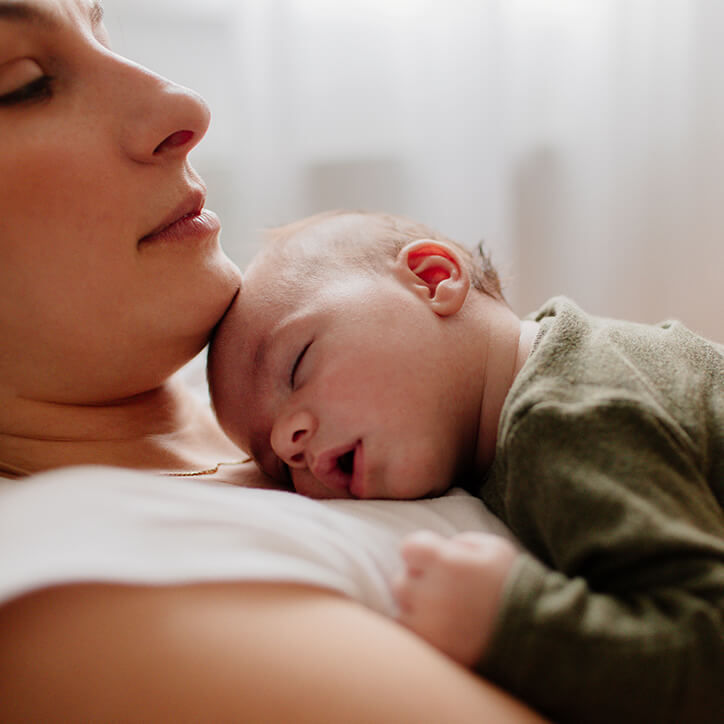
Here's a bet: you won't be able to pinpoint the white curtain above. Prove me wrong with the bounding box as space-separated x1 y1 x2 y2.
106 0 723 339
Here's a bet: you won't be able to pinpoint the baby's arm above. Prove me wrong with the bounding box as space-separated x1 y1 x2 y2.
471 403 724 724
394 530 518 666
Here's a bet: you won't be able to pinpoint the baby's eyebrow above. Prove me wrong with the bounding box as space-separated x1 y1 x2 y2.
251 333 271 380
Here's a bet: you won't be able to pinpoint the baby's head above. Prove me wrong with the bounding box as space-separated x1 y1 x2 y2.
208 210 505 500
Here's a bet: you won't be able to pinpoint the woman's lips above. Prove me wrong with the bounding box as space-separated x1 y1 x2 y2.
138 189 220 247
312 441 364 498
138 208 221 247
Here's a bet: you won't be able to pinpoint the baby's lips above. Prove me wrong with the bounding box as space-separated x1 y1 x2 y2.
311 442 359 494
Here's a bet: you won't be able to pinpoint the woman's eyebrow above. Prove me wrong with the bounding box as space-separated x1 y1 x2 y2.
0 2 58 28
0 1 104 28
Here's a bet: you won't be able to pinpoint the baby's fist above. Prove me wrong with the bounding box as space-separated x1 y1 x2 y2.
393 530 517 667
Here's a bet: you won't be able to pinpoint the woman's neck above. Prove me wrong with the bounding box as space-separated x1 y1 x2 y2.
0 376 243 477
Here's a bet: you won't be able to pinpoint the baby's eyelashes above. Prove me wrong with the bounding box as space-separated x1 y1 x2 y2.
290 341 313 388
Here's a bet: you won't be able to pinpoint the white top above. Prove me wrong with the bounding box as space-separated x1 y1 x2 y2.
0 465 514 616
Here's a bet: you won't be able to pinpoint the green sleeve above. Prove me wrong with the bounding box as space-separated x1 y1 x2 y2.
478 400 724 724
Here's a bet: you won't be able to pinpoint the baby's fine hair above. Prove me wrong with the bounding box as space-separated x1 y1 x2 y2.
265 210 505 301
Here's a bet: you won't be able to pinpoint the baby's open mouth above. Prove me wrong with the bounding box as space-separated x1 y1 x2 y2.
312 441 362 496
337 448 355 476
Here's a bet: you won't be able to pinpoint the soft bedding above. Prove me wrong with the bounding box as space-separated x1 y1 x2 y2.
0 465 515 613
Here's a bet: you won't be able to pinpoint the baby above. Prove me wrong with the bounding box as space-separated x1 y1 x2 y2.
207 210 724 724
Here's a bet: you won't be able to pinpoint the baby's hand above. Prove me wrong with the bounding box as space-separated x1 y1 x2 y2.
393 530 517 667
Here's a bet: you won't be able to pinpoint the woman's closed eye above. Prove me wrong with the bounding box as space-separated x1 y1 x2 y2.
290 341 312 388
0 75 54 106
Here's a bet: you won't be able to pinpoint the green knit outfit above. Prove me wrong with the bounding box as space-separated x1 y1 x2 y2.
474 297 724 724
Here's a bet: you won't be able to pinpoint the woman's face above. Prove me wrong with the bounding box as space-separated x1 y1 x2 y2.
0 0 241 404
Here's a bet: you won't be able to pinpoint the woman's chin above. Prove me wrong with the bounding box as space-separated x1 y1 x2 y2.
176 253 242 336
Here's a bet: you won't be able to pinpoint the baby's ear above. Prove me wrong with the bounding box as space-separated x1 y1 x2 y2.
394 239 470 316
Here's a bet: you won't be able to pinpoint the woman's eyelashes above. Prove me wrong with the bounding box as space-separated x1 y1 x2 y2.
290 341 312 388
0 75 54 106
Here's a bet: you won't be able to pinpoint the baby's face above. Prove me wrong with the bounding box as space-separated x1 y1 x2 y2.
208 224 479 500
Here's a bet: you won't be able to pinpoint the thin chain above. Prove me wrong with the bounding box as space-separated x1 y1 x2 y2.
161 459 251 477
0 458 252 479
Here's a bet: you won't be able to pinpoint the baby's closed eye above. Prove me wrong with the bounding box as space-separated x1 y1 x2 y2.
290 341 313 388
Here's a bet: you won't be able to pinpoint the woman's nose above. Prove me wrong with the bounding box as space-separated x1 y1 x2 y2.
270 410 317 469
115 59 211 164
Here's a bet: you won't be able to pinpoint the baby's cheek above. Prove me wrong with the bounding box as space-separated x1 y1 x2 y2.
392 453 452 500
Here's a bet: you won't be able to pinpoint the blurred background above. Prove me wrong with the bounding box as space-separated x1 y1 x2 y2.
105 0 723 340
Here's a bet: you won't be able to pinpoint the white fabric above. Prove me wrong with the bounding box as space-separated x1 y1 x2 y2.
0 465 515 616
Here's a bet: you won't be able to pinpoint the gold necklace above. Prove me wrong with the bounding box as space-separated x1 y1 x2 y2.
0 458 252 479
161 458 251 477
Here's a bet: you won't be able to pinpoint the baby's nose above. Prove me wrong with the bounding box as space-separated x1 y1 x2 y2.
270 410 317 468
